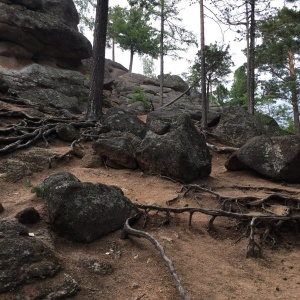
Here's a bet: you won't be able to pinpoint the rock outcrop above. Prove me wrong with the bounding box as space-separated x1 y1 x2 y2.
0 0 92 113
0 0 91 69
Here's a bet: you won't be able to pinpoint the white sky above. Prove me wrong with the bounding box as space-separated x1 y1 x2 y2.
84 0 287 78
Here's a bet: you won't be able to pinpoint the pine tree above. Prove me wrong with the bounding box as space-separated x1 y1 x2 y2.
256 7 300 135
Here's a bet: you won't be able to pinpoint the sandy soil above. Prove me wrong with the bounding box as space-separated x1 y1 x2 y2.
1 113 300 299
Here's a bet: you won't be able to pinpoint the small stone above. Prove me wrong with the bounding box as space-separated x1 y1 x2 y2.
16 207 41 224
132 283 140 289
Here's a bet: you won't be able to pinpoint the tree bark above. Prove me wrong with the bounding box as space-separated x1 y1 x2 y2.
112 37 115 62
248 0 255 115
200 0 207 129
246 2 251 110
288 50 300 136
159 0 165 107
86 0 109 121
129 46 134 75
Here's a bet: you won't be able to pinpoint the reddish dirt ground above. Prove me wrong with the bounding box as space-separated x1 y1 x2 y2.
1 136 300 300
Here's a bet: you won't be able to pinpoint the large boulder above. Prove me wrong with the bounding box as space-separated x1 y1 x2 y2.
1 64 89 113
136 111 211 183
93 132 141 169
214 106 263 147
102 107 147 139
226 135 300 182
0 220 61 293
43 172 137 243
159 74 189 93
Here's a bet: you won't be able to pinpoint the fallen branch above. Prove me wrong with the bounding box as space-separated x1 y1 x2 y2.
206 143 239 153
161 86 192 108
121 214 191 300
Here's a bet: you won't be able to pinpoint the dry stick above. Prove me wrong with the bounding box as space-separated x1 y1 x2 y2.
122 214 191 300
206 142 239 153
161 86 192 108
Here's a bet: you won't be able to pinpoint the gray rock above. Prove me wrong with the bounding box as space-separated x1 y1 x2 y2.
214 106 263 147
0 1 91 62
0 147 60 182
232 135 300 182
93 132 141 169
158 74 189 93
10 0 80 29
15 207 41 224
102 107 147 139
1 64 89 113
80 149 102 168
0 220 61 293
43 173 137 243
136 111 211 183
55 124 80 142
41 171 80 197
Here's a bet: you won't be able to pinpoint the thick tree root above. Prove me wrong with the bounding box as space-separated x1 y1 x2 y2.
121 214 191 300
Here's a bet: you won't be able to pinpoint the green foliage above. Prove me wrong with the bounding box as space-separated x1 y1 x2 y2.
113 6 159 58
229 65 247 107
189 43 233 89
24 180 48 198
130 86 149 108
212 83 230 106
256 7 300 134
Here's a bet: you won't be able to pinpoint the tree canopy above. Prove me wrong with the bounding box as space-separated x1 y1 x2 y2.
256 7 300 135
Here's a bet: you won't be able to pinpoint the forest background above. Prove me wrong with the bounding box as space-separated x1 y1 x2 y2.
75 0 300 132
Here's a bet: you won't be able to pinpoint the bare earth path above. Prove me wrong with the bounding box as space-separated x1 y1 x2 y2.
1 139 300 300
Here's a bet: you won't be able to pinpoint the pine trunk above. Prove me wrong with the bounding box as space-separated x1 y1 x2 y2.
86 0 108 121
248 0 255 115
129 47 134 75
288 51 300 136
200 0 207 130
159 0 165 107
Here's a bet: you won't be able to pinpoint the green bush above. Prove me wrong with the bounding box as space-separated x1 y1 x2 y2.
130 86 149 108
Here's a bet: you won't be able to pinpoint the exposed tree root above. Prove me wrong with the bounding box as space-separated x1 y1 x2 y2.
48 139 84 168
135 200 300 258
0 106 98 156
121 213 191 300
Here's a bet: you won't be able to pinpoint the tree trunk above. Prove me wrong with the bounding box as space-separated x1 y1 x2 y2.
129 46 134 76
112 37 115 62
86 0 109 121
248 0 255 115
200 0 207 130
288 50 300 136
159 0 165 107
246 2 251 111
